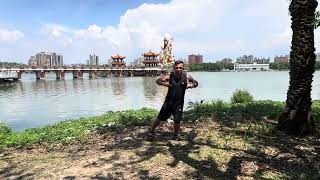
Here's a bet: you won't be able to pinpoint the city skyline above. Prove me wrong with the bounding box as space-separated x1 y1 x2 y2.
5 50 317 65
4 51 314 65
1 0 320 64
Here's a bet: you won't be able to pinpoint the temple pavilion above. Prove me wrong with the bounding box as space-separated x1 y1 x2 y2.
143 50 160 67
111 54 126 67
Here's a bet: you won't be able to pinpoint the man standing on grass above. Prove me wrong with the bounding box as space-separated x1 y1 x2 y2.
147 60 198 140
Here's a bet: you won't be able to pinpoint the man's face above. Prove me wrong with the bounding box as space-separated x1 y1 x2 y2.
174 63 183 74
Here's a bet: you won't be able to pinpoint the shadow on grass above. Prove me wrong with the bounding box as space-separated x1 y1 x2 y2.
88 113 320 179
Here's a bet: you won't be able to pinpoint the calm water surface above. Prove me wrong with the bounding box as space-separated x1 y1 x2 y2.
1 71 320 131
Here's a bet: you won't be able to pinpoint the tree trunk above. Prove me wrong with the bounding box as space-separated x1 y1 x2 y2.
278 0 318 136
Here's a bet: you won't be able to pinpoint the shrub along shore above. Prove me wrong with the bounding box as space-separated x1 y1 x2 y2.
1 98 320 148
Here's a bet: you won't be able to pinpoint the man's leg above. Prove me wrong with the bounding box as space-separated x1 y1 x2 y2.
147 102 170 140
172 106 183 140
149 118 161 133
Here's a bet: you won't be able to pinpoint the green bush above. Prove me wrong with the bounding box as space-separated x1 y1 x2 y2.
0 122 13 147
231 89 254 104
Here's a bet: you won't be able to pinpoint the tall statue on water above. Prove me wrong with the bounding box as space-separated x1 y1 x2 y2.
160 36 174 67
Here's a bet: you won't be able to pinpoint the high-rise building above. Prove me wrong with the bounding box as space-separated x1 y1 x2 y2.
188 54 203 64
132 57 144 66
220 58 233 64
274 55 290 63
107 58 113 66
31 52 63 66
50 52 63 66
35 52 46 66
89 54 99 66
236 55 254 64
236 55 269 64
254 57 270 64
28 56 37 66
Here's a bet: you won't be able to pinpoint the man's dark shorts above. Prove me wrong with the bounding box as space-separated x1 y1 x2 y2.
158 101 183 123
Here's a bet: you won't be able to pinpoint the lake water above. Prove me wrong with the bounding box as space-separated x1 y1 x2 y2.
1 71 320 131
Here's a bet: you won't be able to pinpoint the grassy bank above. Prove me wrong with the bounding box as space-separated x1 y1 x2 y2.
1 100 320 179
0 108 158 148
1 100 320 148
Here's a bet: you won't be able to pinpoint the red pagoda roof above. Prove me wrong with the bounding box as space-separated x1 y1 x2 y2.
111 54 126 59
144 50 160 57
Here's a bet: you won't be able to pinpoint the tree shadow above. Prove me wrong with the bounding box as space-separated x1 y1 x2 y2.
93 116 320 179
0 165 34 179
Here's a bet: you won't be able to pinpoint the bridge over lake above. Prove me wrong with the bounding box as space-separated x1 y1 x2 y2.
0 67 165 80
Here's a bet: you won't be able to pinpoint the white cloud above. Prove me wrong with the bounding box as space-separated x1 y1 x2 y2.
0 29 24 43
42 24 71 39
260 1 320 53
38 0 234 63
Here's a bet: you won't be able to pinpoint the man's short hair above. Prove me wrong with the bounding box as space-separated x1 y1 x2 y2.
174 60 184 66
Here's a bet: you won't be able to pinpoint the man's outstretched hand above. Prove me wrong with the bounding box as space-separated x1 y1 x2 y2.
163 82 172 87
187 83 195 89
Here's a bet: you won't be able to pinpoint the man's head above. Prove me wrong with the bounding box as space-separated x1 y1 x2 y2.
174 60 184 74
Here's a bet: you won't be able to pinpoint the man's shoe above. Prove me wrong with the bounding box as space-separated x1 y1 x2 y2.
147 132 156 141
172 133 183 141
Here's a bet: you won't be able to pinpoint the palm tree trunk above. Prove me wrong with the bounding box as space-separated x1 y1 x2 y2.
278 0 318 135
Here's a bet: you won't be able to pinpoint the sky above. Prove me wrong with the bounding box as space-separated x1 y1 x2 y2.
0 0 320 64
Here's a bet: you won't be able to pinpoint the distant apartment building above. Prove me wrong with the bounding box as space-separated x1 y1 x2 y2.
29 52 63 66
220 58 233 64
274 55 290 63
132 57 144 66
88 54 99 66
28 56 37 66
237 55 270 64
236 55 254 64
51 52 63 66
107 58 113 66
254 57 270 64
188 54 203 64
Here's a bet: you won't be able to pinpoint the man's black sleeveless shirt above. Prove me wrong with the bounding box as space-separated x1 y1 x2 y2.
165 72 188 106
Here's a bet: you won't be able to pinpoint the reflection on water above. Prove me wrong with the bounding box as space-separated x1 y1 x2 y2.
111 77 126 96
1 71 320 131
143 77 159 99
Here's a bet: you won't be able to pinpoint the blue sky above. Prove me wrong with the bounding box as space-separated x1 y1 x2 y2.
0 0 169 29
0 0 319 64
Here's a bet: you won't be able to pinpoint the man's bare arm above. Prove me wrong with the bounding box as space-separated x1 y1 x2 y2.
155 73 171 87
187 75 198 88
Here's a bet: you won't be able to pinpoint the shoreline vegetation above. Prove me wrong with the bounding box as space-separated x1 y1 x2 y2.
1 92 319 179
186 61 320 72
2 99 320 149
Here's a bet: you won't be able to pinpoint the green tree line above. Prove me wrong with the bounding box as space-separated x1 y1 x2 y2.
187 61 320 71
187 62 234 71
